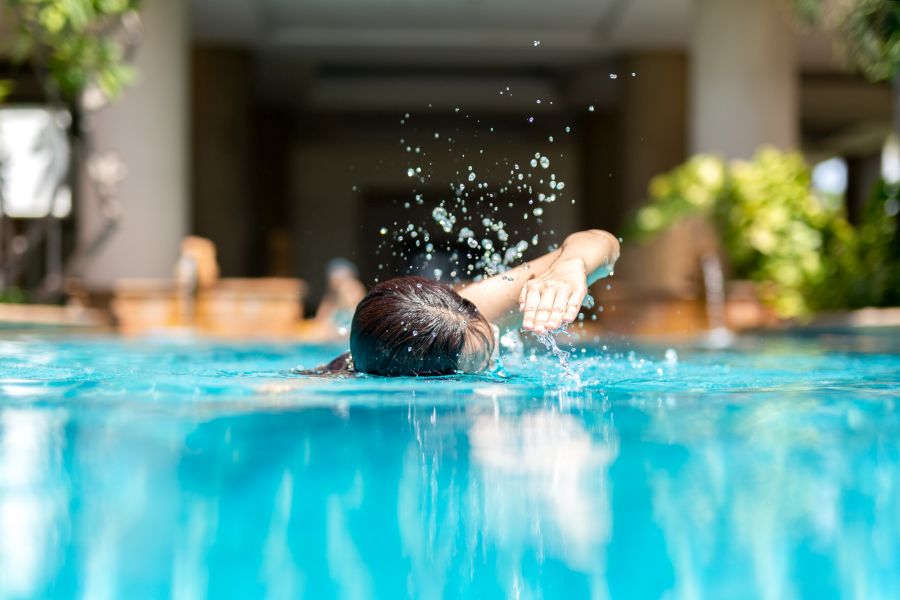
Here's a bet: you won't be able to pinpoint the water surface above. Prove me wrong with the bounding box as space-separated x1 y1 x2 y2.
1 332 898 599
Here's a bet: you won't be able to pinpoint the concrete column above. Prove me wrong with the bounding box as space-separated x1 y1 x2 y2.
191 46 253 276
690 0 798 158
78 0 188 288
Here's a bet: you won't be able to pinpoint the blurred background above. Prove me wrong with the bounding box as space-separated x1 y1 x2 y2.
1 0 898 337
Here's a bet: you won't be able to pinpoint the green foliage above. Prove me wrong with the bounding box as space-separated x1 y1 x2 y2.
792 0 900 81
0 80 12 102
0 287 27 304
630 148 900 318
1 0 140 101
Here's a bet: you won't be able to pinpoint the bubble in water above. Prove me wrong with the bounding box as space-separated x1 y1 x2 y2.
527 116 534 123
530 158 538 168
609 73 618 79
533 207 544 216
539 156 550 169
533 40 541 47
468 172 477 182
379 227 388 235
588 105 595 112
406 168 415 177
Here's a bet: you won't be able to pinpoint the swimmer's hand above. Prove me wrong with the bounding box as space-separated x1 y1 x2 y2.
519 258 587 333
518 230 619 333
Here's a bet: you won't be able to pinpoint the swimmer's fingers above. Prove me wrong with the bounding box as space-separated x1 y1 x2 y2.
531 286 559 333
562 285 588 324
518 282 529 311
544 292 571 331
521 285 543 330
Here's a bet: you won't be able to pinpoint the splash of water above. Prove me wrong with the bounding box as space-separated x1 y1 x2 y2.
534 328 584 389
370 100 612 383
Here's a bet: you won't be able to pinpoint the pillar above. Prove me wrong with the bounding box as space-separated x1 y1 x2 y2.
690 0 798 157
78 0 188 288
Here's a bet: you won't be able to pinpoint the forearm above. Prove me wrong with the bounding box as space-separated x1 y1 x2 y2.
459 229 619 328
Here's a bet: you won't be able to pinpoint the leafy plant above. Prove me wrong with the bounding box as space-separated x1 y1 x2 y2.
1 0 141 101
630 148 899 318
0 287 27 304
791 0 900 81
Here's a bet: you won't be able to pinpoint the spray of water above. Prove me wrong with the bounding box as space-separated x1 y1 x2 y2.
367 71 633 383
533 327 585 389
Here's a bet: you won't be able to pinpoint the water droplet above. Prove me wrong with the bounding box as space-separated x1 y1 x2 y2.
665 348 678 366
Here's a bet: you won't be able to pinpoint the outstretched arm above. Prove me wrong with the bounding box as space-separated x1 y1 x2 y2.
459 229 620 333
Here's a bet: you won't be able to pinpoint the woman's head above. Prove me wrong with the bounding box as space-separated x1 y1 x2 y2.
349 276 496 376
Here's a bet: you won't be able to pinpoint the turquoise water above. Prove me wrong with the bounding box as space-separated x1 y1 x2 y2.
0 332 899 599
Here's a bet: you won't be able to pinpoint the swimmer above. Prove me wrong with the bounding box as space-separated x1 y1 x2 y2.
315 229 619 376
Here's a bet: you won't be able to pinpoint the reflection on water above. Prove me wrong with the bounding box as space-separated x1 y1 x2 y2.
0 337 898 598
0 409 68 598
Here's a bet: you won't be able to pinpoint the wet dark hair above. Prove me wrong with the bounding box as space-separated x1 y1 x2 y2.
320 276 494 376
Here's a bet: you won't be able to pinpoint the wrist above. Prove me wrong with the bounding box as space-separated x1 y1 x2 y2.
552 256 588 276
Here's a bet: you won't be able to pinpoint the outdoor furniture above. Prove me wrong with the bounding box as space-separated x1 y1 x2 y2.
111 277 306 337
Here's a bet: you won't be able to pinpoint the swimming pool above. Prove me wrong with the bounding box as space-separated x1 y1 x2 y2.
1 332 898 599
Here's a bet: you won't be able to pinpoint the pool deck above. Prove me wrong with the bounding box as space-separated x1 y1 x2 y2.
0 303 110 331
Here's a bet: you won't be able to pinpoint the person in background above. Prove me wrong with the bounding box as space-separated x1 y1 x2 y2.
312 258 367 337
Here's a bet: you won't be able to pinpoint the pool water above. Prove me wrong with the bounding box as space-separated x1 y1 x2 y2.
1 332 899 599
